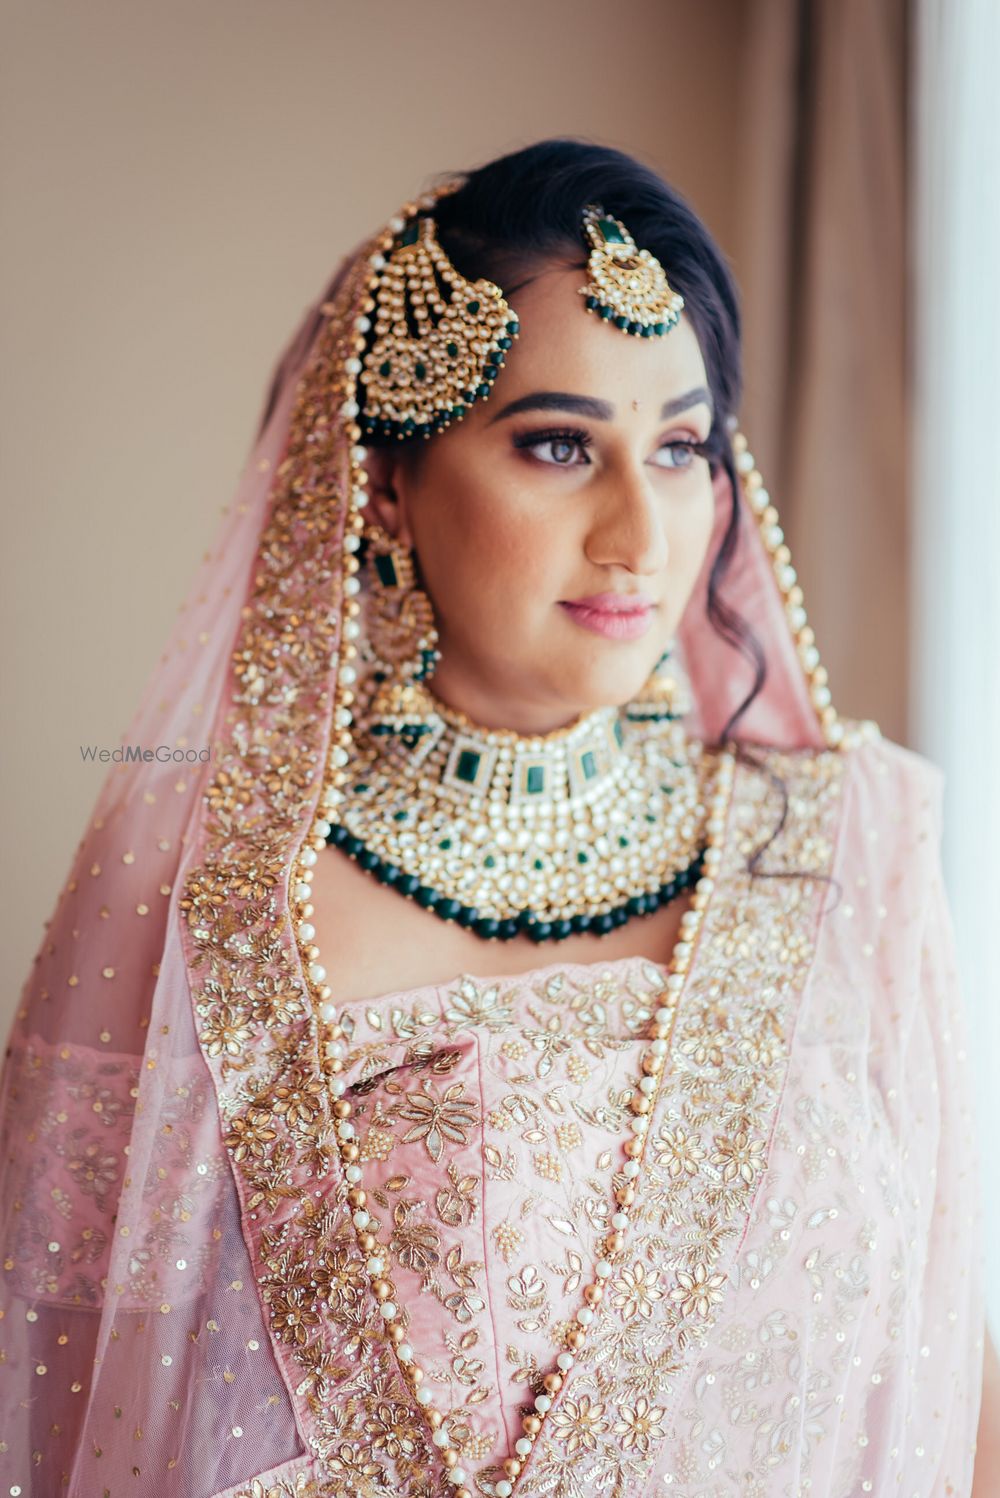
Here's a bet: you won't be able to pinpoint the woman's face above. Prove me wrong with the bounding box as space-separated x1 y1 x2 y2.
364 262 717 734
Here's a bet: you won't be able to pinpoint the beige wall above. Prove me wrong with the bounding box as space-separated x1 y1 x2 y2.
0 0 748 1022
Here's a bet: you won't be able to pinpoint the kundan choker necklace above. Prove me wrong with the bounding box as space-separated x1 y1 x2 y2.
323 691 716 942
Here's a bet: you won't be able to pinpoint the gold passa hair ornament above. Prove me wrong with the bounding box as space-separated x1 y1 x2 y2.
579 203 685 337
358 212 520 441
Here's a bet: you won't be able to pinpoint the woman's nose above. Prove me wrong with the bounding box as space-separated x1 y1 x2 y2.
584 465 669 576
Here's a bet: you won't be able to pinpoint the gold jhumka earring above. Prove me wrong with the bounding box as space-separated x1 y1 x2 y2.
361 521 441 745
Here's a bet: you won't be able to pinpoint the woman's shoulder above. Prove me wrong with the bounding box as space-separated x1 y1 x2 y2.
742 723 945 839
733 727 946 912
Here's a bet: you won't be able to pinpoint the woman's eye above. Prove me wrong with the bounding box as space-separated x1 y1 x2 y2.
528 435 590 465
652 441 698 470
513 428 594 466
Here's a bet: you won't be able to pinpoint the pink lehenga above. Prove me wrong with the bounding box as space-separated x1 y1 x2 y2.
0 212 985 1498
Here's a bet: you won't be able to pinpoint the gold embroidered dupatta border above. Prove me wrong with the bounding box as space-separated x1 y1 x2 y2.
177 249 847 1495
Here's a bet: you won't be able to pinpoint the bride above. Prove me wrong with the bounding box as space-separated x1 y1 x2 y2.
0 138 989 1497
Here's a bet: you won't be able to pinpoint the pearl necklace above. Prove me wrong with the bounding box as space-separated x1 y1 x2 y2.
309 745 736 1496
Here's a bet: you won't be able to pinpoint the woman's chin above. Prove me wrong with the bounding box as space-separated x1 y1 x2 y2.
556 664 655 717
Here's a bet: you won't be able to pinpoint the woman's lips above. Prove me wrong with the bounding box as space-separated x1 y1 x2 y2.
559 594 655 641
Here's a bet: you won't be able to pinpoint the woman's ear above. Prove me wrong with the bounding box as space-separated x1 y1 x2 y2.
362 446 415 546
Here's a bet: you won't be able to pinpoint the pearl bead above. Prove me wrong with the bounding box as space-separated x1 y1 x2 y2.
515 1438 533 1457
352 1210 369 1228
612 1211 629 1230
397 1343 413 1362
623 1160 640 1178
556 1352 574 1371
496 1483 513 1498
595 1260 613 1279
366 1257 384 1275
380 1302 397 1320
576 1306 594 1326
433 1428 450 1447
345 1165 362 1183
415 1386 432 1405
534 1394 552 1414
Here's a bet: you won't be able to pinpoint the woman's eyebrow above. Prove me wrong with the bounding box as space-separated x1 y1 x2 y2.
487 386 713 424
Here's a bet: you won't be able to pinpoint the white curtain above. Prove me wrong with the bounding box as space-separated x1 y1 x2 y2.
911 0 1000 1339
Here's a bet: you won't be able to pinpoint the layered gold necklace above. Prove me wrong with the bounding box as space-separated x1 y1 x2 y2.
323 685 716 942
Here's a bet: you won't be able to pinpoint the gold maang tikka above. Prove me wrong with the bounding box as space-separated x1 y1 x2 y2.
579 203 685 337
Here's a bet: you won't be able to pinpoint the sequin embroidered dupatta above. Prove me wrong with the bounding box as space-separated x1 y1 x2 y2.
0 215 985 1498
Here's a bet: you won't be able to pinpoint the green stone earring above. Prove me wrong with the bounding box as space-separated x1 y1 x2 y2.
362 524 441 745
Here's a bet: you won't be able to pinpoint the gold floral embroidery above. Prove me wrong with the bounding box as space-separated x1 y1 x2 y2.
394 1079 479 1163
613 1397 667 1454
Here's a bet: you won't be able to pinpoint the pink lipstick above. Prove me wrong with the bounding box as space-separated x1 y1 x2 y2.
559 592 655 641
